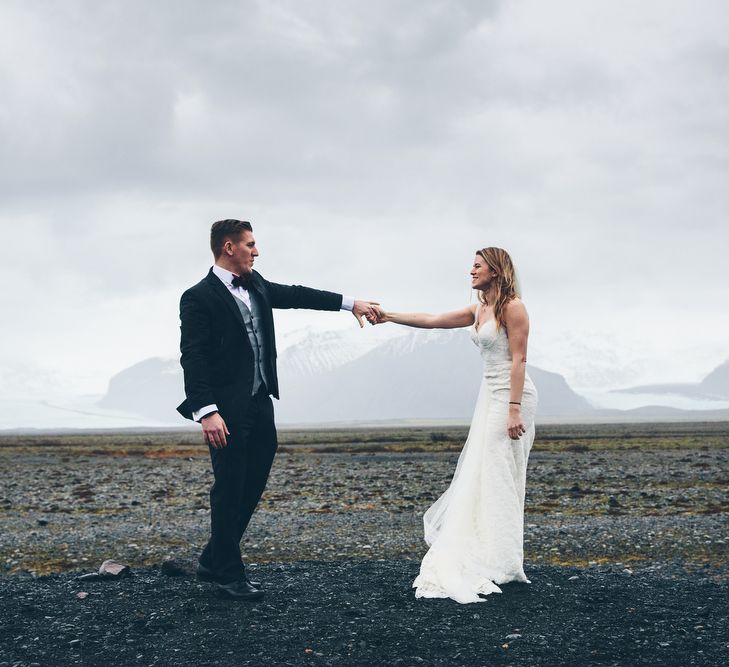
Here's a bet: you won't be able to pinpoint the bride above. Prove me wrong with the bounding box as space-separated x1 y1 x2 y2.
369 247 538 603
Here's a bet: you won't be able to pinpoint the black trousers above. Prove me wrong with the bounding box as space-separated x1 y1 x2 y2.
199 390 278 583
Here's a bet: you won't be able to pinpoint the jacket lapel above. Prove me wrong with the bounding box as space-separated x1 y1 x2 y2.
204 268 246 327
245 271 267 306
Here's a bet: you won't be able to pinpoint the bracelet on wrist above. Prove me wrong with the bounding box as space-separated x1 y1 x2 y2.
509 401 521 405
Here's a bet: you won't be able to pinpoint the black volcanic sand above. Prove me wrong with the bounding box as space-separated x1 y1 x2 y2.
0 423 728 665
1 561 727 666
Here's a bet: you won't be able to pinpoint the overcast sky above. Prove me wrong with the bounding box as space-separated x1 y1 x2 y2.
1 0 728 400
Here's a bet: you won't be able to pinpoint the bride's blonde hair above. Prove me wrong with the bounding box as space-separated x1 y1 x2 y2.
476 247 521 331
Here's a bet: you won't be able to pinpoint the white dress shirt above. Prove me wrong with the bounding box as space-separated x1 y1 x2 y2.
192 265 355 422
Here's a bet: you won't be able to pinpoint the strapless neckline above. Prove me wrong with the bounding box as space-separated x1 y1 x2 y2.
473 318 495 336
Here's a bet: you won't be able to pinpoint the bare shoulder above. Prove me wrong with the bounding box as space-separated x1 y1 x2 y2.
504 297 528 322
505 296 527 312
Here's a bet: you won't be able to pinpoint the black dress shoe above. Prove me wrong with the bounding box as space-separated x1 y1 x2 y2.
216 578 265 600
196 563 261 588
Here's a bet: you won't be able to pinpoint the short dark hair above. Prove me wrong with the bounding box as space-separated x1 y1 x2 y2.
210 219 253 258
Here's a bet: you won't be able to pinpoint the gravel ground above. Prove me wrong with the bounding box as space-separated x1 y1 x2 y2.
1 560 727 666
1 448 726 574
0 428 727 665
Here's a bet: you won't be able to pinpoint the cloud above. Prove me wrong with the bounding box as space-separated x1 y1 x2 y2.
0 0 728 397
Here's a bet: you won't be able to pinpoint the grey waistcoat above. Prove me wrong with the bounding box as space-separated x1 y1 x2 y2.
232 291 271 396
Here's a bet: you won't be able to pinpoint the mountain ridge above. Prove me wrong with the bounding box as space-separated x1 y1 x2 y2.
94 329 729 425
613 359 729 399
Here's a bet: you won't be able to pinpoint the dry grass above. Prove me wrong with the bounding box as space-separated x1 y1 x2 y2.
1 421 727 457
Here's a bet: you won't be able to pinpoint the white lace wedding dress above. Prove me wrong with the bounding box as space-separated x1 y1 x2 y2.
412 306 538 603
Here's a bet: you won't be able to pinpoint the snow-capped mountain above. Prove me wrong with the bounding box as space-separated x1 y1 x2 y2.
275 325 402 378
3 329 728 431
91 329 592 425
528 331 729 393
276 329 592 423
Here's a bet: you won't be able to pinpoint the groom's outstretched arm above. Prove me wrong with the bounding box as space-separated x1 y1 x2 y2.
265 280 344 311
264 279 378 327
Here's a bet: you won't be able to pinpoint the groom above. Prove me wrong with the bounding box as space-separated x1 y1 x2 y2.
177 219 378 599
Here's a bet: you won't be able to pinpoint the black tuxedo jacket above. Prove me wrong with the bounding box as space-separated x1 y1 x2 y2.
176 268 343 422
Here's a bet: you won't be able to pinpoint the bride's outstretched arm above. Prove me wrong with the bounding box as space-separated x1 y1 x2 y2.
372 305 475 329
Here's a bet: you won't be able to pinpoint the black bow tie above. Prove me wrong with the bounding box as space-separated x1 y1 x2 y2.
231 273 251 288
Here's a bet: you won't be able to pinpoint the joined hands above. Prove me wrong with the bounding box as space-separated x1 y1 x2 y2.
364 305 387 325
352 300 382 328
